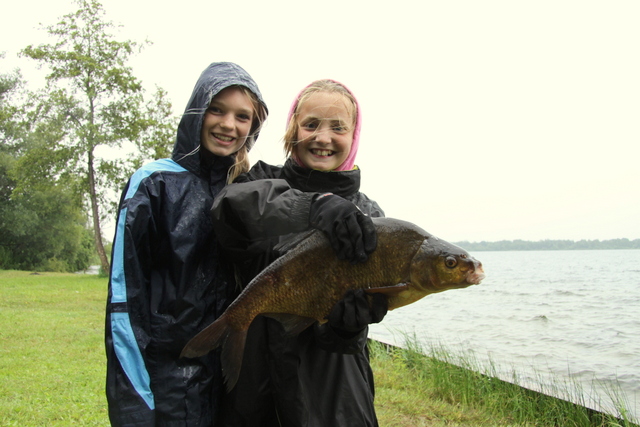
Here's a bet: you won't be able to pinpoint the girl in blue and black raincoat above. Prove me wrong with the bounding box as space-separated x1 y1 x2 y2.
105 62 268 427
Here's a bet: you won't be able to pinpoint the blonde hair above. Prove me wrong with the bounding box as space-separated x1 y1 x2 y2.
228 86 267 183
228 145 250 183
283 80 357 158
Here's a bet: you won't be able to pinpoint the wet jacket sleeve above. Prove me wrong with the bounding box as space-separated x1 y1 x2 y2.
313 194 385 354
105 177 157 426
211 179 316 259
313 323 370 353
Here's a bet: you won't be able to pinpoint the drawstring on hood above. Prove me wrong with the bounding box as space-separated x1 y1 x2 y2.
172 62 268 177
287 79 361 172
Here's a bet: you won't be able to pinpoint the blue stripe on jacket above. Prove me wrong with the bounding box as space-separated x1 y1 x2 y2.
109 159 188 410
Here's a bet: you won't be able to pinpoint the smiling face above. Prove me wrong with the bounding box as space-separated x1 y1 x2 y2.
200 86 255 157
293 91 355 171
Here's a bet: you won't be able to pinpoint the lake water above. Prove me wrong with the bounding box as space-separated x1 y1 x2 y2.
369 249 640 420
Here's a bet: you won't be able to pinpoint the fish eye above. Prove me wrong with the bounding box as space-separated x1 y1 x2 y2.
444 256 458 268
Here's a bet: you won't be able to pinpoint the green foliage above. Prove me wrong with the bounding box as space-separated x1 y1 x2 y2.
11 0 177 272
0 58 28 152
19 0 146 201
19 0 176 197
3 1 179 273
132 86 180 169
0 174 94 272
0 62 94 272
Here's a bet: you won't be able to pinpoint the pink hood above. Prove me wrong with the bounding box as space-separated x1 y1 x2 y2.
287 80 361 171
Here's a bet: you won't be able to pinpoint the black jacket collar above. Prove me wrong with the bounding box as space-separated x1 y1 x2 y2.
280 158 361 198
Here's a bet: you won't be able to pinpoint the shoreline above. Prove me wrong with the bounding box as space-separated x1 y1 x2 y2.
369 338 638 426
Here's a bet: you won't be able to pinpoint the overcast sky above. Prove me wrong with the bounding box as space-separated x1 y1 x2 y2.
2 0 639 242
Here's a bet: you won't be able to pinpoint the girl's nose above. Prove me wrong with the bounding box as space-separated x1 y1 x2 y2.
315 127 331 143
220 114 234 130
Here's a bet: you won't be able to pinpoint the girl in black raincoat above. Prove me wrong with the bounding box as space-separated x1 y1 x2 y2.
210 80 386 427
105 62 268 427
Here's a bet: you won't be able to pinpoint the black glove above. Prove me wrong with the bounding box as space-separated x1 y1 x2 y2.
327 289 388 335
309 193 377 263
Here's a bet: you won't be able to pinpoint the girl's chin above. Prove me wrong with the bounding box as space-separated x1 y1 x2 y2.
299 155 344 171
302 160 335 171
204 143 240 157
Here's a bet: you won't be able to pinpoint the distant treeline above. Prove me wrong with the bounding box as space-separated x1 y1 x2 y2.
453 238 640 251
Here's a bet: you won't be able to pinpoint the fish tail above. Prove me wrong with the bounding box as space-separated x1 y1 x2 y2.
180 313 248 391
180 314 231 359
221 327 248 391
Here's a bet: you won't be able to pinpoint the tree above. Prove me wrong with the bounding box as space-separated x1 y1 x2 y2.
0 172 95 272
20 0 176 273
134 86 178 168
0 60 94 272
0 54 27 153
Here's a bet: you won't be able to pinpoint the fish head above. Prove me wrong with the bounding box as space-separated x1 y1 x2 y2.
410 235 485 295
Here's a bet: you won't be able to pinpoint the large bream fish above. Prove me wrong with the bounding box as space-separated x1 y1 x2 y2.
181 217 485 390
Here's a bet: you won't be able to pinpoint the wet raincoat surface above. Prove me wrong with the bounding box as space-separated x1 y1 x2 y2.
211 158 384 427
105 62 267 427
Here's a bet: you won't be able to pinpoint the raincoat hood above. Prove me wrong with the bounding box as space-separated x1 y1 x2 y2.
172 62 268 175
287 79 361 171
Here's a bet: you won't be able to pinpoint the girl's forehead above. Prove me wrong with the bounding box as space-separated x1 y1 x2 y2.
212 86 247 103
298 91 354 121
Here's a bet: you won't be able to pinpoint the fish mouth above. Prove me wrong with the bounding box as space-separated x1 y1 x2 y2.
466 264 485 284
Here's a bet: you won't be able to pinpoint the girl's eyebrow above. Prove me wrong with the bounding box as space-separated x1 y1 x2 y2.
210 100 253 116
300 113 348 122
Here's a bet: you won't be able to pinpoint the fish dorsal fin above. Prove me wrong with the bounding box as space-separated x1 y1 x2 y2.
263 313 316 335
273 229 317 255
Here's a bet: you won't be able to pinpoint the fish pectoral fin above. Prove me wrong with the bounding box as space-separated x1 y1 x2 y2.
365 283 411 297
263 313 316 335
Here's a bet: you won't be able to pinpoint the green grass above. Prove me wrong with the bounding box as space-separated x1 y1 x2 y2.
0 270 109 426
369 338 638 427
1 270 637 426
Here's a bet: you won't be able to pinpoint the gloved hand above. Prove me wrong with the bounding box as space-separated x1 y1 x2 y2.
327 289 388 335
309 193 377 263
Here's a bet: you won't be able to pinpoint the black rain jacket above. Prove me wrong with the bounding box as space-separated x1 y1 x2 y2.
211 158 384 427
105 62 267 427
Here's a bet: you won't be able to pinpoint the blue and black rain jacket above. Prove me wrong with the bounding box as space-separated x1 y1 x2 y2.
105 62 267 427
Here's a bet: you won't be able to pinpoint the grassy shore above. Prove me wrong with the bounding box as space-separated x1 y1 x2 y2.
370 339 637 426
0 270 637 426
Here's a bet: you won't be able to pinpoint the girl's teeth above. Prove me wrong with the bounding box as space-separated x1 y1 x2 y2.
312 149 333 156
214 134 233 142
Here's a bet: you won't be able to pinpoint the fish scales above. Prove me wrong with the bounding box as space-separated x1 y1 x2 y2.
181 217 485 390
229 220 423 323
